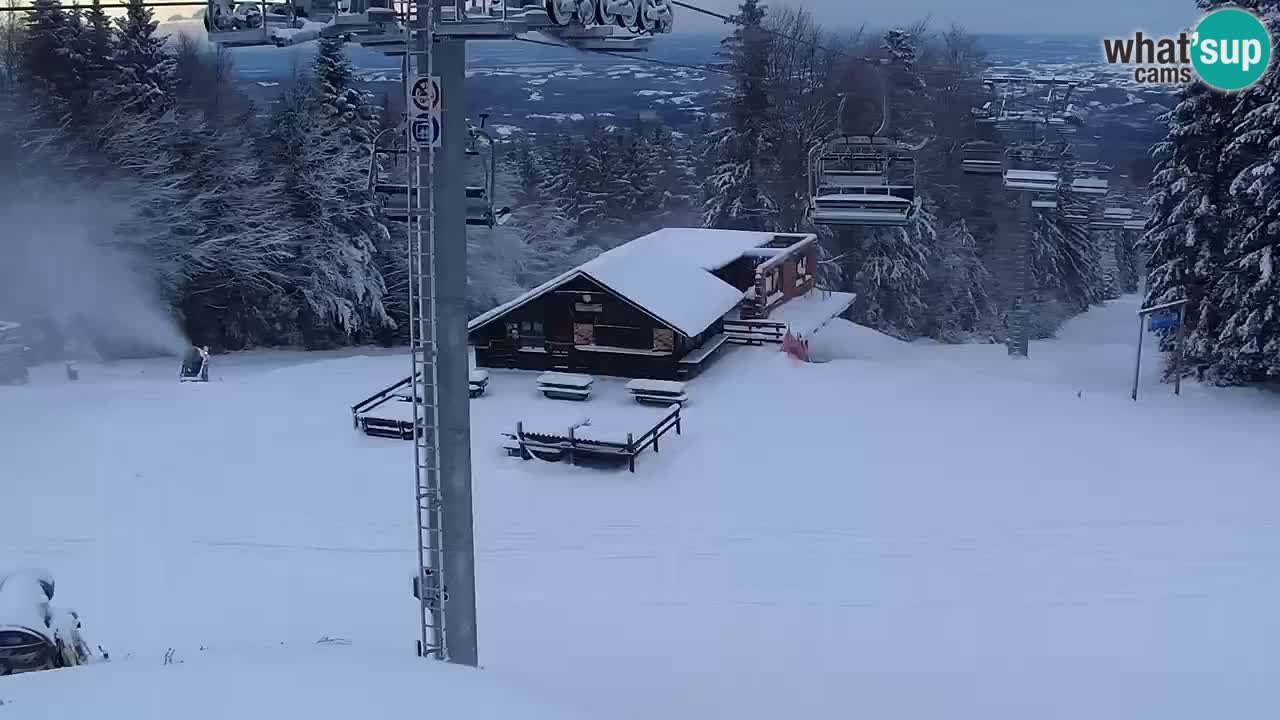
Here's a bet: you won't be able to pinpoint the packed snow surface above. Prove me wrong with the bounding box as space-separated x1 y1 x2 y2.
0 647 595 720
1 295 1277 719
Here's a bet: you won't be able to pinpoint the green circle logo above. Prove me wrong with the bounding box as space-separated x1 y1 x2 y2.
1191 7 1273 91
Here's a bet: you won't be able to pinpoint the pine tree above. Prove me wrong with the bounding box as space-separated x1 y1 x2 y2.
703 0 777 231
1209 4 1280 383
642 123 698 220
881 28 929 140
82 1 113 86
508 137 547 207
545 132 609 241
1113 230 1141 294
926 219 996 341
1141 80 1233 374
625 125 664 220
312 36 377 150
103 105 299 348
263 71 392 348
584 124 633 236
19 0 92 128
107 0 174 116
1054 218 1107 310
842 208 932 339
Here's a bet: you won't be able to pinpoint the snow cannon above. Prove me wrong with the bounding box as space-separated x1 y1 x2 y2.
180 345 211 383
0 570 92 676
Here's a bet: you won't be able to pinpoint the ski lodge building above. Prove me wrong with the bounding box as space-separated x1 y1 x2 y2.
467 228 856 380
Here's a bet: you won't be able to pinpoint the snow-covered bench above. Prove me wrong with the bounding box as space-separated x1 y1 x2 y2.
626 378 688 406
537 372 593 401
469 369 490 398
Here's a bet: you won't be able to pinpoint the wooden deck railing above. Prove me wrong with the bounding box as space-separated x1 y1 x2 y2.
512 403 683 473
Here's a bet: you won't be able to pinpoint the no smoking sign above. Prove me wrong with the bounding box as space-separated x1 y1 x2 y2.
410 76 441 113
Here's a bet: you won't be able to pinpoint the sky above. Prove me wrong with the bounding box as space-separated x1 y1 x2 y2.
681 0 1193 36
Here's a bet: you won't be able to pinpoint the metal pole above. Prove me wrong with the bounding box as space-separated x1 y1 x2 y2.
1173 303 1186 396
1131 312 1144 402
433 35 480 668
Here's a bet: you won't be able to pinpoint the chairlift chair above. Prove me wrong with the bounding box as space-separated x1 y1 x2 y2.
1068 161 1110 197
1062 202 1092 225
1090 204 1148 231
810 194 918 227
962 140 1003 174
808 136 916 228
1002 141 1062 192
370 115 510 227
806 73 919 228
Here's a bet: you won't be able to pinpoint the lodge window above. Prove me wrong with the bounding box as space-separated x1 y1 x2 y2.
507 320 544 348
593 323 649 349
796 254 809 277
763 268 781 296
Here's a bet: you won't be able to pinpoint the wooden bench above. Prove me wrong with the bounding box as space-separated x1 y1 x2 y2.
469 369 490 398
537 372 593 401
500 432 523 457
626 378 688 406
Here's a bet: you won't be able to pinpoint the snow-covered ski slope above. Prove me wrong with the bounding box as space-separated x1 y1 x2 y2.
1 294 1276 719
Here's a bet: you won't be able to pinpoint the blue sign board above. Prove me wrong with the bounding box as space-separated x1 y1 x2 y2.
411 114 440 147
1148 311 1180 331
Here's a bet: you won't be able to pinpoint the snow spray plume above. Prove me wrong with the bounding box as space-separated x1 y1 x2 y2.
0 190 189 361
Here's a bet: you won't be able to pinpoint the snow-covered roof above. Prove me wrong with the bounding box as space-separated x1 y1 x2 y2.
610 228 782 272
469 228 812 338
0 572 51 634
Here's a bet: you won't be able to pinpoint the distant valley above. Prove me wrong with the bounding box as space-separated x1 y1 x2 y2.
161 23 1172 174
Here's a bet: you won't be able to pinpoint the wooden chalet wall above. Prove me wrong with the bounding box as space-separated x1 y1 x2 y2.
470 274 701 380
746 239 818 319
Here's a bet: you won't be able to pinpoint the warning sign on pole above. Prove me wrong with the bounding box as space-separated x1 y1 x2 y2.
407 76 442 148
410 76 440 113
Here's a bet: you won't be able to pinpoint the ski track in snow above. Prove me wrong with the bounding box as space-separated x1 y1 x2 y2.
1 294 1277 719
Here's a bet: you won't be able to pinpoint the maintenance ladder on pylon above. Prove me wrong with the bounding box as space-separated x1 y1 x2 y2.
404 0 447 662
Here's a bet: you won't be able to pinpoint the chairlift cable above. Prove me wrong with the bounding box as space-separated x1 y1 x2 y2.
514 34 737 77
668 0 879 65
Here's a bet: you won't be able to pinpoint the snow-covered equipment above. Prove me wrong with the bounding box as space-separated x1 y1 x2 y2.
468 369 489 398
203 0 671 51
180 346 211 383
0 570 91 676
0 320 27 385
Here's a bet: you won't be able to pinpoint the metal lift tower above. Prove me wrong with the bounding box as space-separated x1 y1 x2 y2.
397 0 673 669
208 0 674 666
